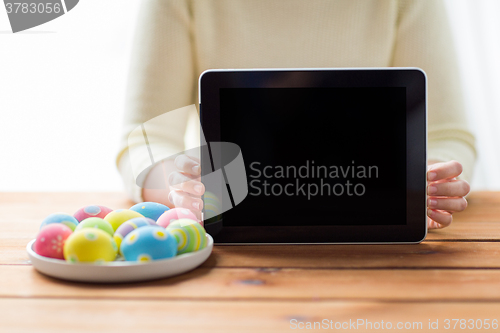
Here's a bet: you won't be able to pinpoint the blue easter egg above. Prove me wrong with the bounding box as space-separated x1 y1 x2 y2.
121 226 177 262
129 202 170 221
40 213 79 231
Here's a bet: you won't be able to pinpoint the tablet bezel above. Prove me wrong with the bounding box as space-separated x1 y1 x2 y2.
199 68 427 244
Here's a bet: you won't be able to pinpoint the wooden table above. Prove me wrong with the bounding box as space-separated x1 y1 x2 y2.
1 192 500 332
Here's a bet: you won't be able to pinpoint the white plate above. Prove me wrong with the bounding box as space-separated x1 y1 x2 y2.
26 234 213 283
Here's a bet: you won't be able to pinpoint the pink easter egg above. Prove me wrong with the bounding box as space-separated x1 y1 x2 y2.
34 224 73 259
157 208 201 228
73 205 113 222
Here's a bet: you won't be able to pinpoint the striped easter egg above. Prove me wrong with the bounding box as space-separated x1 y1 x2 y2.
166 218 207 255
203 191 222 214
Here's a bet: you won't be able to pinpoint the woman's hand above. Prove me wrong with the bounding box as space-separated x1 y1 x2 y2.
168 155 205 220
427 160 470 229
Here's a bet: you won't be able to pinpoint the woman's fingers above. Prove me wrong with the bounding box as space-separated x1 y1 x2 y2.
174 154 201 176
426 161 469 230
168 190 203 220
427 209 453 228
427 179 470 197
169 171 204 196
427 216 448 229
427 160 462 181
168 154 204 220
427 197 467 212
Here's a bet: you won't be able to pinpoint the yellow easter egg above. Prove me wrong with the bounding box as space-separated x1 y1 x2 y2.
103 209 143 231
63 228 118 263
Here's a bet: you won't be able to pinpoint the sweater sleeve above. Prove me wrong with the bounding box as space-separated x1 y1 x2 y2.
116 0 196 202
392 0 477 182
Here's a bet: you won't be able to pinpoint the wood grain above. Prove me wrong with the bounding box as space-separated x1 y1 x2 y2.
0 192 133 209
1 191 500 268
1 298 500 333
2 266 500 301
0 191 496 222
4 219 500 242
454 191 500 222
0 191 497 242
3 241 500 267
425 221 500 241
1 191 499 333
204 241 500 268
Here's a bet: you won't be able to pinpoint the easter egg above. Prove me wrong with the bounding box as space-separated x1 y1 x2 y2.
121 226 177 262
203 191 222 225
113 217 158 251
75 217 114 237
103 209 144 232
73 205 113 222
157 208 198 228
166 218 207 255
34 224 73 259
129 202 170 221
40 213 79 231
63 229 118 263
203 191 222 216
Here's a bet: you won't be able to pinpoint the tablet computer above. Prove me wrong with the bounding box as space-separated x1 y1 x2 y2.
199 68 427 244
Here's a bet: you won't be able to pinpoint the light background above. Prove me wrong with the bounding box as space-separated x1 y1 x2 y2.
0 0 140 191
0 0 499 193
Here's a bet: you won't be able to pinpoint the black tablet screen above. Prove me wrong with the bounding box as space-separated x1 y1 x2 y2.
219 87 406 226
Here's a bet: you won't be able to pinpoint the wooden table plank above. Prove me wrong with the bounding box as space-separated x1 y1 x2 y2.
0 192 498 246
0 192 134 209
5 220 500 241
0 191 496 222
1 191 500 332
425 221 500 241
206 241 500 268
5 219 500 242
3 266 500 301
2 298 500 333
4 241 500 268
454 191 500 223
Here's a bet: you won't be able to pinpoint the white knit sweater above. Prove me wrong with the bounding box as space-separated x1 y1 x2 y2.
117 0 476 202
